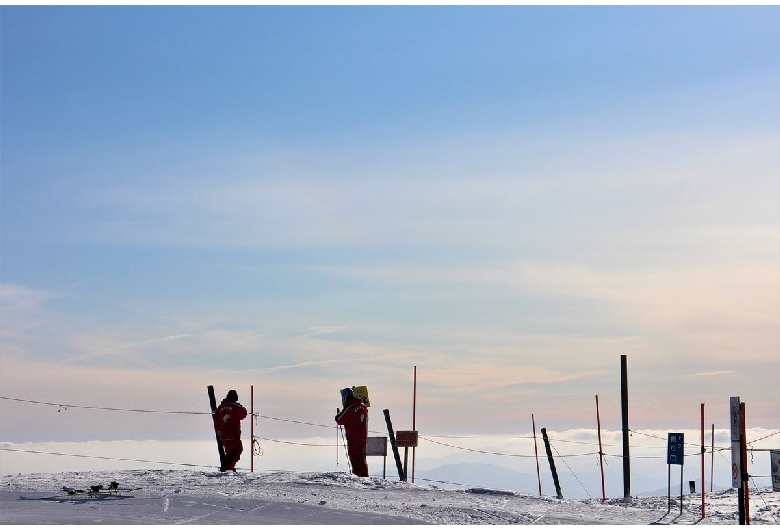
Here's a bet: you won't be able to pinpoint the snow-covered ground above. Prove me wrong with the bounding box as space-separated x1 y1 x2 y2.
1 469 778 525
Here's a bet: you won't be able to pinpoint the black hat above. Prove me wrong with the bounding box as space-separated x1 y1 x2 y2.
226 390 238 402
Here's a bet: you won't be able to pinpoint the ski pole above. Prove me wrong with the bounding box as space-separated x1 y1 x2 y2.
339 425 352 473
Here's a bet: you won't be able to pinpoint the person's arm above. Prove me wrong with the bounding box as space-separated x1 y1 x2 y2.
335 405 352 425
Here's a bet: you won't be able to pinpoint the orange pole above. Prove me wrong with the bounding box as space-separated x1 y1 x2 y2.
740 402 749 524
251 385 254 473
532 414 542 496
596 395 606 501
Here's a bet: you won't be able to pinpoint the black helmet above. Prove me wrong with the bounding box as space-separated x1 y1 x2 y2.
226 390 238 402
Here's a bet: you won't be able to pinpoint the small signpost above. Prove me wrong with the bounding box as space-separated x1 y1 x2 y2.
730 397 741 489
395 430 418 448
730 396 748 525
667 432 684 514
395 430 418 482
770 450 780 493
365 436 388 479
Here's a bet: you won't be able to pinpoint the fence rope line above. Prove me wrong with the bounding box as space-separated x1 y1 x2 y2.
420 436 536 457
750 474 780 525
256 437 334 447
0 447 213 469
748 431 780 444
549 439 591 498
0 396 209 415
420 436 602 459
253 414 330 429
2 395 777 455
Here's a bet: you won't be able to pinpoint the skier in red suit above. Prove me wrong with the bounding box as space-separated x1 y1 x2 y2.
335 388 369 477
214 390 248 472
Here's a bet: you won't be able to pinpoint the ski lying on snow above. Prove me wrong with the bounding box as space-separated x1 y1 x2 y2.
63 482 141 494
19 482 140 501
19 492 135 502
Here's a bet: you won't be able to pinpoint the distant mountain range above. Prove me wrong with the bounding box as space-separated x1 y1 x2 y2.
414 462 731 500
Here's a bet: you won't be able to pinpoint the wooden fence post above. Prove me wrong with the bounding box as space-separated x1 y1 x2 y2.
541 428 563 499
383 409 406 481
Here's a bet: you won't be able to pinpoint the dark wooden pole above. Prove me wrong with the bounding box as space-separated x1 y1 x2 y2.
620 354 631 499
541 428 563 499
383 409 406 481
701 403 705 519
412 365 417 484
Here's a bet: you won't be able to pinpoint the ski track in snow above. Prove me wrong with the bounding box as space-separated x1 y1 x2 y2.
1 469 779 525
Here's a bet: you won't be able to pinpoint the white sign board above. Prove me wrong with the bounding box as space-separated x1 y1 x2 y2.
730 396 741 488
365 436 387 457
771 450 780 493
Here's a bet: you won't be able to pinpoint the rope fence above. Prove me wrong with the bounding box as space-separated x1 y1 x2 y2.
2 394 778 499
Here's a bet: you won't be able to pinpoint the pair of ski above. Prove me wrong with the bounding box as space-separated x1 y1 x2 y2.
207 385 228 471
19 482 140 502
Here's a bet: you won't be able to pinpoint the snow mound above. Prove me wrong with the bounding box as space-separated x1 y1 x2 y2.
2 468 779 525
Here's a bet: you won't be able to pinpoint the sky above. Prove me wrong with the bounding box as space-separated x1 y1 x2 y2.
1 5 779 470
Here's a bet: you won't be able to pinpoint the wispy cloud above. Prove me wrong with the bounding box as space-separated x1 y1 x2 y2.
307 326 346 335
61 334 193 364
693 370 734 377
423 363 603 394
0 284 59 340
0 283 54 313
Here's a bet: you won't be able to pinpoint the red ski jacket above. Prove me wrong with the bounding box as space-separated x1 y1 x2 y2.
214 399 247 441
335 397 368 448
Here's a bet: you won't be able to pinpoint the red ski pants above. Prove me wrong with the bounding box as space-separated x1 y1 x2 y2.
222 439 243 472
348 444 368 477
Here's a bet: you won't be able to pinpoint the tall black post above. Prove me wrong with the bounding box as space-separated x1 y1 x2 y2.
383 409 406 481
739 401 749 525
620 355 631 499
540 428 563 499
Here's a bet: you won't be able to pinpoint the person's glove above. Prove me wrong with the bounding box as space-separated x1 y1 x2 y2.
334 408 341 421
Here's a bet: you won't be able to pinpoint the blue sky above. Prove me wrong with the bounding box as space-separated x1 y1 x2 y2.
1 6 779 451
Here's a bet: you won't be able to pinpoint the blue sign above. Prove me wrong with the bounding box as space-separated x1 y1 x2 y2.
668 432 684 465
